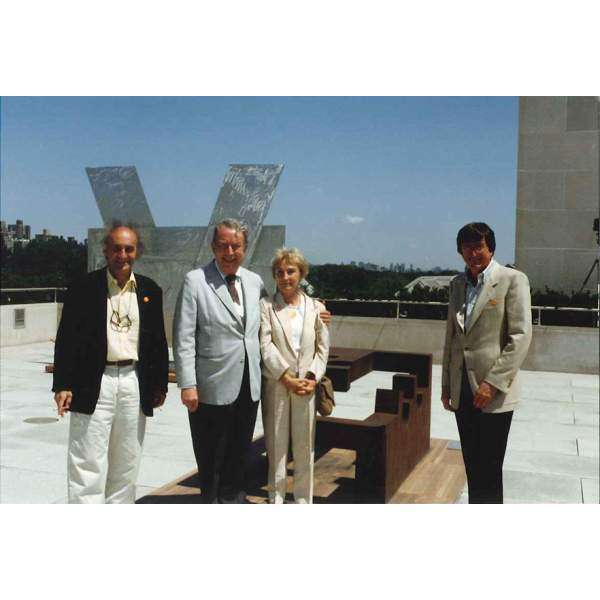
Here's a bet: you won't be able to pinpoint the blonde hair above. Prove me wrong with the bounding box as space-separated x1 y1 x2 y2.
271 247 309 280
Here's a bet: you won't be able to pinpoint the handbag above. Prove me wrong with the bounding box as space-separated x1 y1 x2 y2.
315 374 335 416
311 298 335 416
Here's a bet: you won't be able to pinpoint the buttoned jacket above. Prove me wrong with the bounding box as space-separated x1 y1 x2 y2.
173 260 266 405
441 262 532 413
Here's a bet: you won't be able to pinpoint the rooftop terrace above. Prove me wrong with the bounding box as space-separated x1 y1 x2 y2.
1 340 597 504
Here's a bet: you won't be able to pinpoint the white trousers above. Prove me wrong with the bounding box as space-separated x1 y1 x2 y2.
262 388 316 504
67 364 146 504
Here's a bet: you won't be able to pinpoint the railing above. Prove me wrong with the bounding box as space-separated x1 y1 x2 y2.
530 305 599 328
1 290 598 327
323 299 599 328
0 287 67 304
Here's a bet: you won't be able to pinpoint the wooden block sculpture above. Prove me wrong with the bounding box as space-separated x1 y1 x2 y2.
315 348 432 503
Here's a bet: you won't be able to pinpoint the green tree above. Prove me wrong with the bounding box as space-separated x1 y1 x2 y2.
1 238 87 288
308 264 457 301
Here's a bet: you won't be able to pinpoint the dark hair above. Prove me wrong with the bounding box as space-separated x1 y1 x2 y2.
456 222 496 253
102 220 145 257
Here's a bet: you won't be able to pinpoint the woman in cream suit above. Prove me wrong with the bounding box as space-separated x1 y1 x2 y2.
260 248 329 504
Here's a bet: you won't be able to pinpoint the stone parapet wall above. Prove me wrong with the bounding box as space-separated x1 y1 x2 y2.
329 316 599 375
2 306 597 374
0 303 61 347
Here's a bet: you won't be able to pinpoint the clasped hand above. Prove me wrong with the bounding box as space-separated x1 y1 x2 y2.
281 373 316 396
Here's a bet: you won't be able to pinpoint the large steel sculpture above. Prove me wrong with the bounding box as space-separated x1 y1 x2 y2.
86 164 285 341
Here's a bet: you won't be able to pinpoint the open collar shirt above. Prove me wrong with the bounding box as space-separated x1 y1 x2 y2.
106 269 140 362
464 259 496 331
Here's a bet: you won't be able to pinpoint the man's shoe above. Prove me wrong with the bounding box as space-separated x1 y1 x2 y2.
219 491 248 504
199 490 218 504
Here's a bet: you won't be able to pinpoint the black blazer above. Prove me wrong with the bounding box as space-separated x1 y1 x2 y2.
52 268 169 417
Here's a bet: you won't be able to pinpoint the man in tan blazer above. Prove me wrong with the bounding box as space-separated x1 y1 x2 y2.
441 222 532 503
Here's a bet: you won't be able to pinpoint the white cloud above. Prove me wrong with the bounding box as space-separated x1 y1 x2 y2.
345 215 365 225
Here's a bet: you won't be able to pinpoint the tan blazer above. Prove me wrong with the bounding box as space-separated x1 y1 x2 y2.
259 292 329 393
441 262 532 413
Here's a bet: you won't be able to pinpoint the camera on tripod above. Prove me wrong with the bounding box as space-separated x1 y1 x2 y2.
579 218 599 308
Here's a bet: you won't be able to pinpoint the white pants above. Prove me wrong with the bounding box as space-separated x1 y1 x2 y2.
262 388 316 504
67 364 146 504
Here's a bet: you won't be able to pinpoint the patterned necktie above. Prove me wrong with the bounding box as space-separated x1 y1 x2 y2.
225 274 240 305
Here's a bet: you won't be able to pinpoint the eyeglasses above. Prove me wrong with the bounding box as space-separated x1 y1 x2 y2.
110 310 132 332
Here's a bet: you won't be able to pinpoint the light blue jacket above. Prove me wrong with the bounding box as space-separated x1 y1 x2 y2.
173 260 266 405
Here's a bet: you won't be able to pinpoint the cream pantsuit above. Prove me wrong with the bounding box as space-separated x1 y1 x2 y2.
262 383 316 503
260 293 329 503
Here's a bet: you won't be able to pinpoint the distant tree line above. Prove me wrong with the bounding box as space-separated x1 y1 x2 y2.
0 240 597 309
308 264 458 301
307 264 598 308
1 237 87 288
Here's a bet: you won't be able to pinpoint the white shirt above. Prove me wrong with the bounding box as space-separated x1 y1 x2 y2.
286 294 306 354
215 262 245 320
106 270 140 361
465 259 496 330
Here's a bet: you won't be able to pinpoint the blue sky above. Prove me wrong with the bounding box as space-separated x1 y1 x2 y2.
1 96 519 269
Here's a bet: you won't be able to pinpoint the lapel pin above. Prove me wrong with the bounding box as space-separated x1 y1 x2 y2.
489 299 497 306
143 296 150 303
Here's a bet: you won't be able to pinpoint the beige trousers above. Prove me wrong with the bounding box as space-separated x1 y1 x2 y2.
67 364 146 504
262 387 316 503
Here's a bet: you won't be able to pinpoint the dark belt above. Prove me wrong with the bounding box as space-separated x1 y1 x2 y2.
106 359 135 367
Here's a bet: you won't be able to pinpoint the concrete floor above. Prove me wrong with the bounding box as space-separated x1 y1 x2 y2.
0 341 598 503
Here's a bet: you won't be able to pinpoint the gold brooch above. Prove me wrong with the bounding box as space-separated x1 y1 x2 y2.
489 299 497 306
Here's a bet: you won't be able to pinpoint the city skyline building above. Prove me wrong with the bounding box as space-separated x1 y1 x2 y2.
0 218 79 250
1 218 32 250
